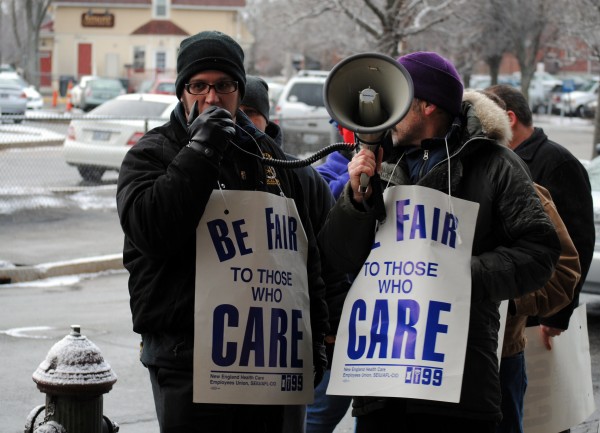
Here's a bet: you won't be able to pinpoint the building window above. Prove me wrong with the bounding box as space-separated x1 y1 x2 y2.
156 51 166 73
153 0 169 18
134 46 145 72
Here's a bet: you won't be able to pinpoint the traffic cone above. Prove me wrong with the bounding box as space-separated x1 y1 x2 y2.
66 81 73 112
52 89 58 107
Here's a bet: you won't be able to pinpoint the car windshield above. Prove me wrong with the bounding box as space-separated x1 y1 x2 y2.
580 80 598 92
90 80 123 90
91 99 172 117
0 79 21 90
156 82 175 93
0 75 28 87
288 83 325 107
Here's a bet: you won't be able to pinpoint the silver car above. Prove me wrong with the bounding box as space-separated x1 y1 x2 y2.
0 72 44 110
71 76 125 112
0 77 27 122
273 70 337 156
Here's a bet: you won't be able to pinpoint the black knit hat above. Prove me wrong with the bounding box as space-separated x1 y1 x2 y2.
175 30 246 99
242 76 270 122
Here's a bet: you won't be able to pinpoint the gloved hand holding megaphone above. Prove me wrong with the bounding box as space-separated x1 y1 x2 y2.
323 52 414 207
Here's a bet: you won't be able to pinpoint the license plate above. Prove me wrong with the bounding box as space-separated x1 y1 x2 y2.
92 130 111 141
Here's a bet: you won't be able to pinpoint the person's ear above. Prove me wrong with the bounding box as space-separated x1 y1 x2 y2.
506 110 519 128
422 101 437 116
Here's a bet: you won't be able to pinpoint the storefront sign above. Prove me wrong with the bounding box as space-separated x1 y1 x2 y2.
81 12 114 28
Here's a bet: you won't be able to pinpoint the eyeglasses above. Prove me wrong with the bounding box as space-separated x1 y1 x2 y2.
184 80 238 95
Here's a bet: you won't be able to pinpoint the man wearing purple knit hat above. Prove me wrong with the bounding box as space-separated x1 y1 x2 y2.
317 52 560 432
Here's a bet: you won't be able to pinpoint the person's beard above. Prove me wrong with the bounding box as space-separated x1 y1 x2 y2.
391 124 422 148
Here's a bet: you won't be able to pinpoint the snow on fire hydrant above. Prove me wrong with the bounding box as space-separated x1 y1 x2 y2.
24 325 119 433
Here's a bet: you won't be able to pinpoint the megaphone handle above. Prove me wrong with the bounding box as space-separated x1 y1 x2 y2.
358 143 379 193
359 173 370 193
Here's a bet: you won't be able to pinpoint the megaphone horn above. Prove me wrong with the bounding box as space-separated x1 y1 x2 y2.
323 52 414 137
324 52 413 193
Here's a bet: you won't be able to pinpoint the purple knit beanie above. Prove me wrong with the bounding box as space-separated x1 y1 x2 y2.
397 52 463 117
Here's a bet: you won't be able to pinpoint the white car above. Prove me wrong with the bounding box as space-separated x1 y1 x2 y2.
555 79 599 117
0 72 44 110
63 93 178 181
273 70 337 156
265 80 285 116
69 75 97 109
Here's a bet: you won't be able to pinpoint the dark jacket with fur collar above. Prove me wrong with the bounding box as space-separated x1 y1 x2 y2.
317 91 561 422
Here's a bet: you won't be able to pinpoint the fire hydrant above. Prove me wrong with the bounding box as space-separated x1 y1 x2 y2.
24 325 119 433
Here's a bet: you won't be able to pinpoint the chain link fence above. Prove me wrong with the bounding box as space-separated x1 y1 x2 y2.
0 111 346 216
0 113 118 216
0 105 344 282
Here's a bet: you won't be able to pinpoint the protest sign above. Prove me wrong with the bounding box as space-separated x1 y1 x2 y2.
523 304 595 432
328 185 479 403
193 190 314 404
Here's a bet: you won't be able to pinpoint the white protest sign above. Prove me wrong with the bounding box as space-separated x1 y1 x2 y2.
193 190 314 404
498 300 509 365
327 185 478 403
523 304 595 433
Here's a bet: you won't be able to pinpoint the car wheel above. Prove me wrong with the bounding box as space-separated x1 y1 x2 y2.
77 165 105 182
576 105 587 118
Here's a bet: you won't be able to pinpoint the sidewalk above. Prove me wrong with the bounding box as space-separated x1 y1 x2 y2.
0 185 124 284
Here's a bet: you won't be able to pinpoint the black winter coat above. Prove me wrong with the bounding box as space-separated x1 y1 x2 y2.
317 91 561 423
116 104 329 369
516 127 594 330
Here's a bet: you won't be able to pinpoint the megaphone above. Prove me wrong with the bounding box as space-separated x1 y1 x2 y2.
324 52 413 192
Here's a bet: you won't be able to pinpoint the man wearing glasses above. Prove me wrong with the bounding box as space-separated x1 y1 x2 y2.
117 31 329 433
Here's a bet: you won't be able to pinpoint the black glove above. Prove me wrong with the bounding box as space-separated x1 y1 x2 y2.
187 103 236 160
313 337 328 388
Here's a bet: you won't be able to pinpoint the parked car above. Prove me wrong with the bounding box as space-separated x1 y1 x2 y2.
0 72 43 110
554 78 599 117
582 156 600 294
0 64 16 73
148 77 176 95
521 71 562 114
69 75 96 107
582 98 597 119
274 70 337 156
70 76 125 111
468 74 520 90
63 93 178 181
548 77 591 115
0 77 27 122
467 72 555 113
264 79 285 116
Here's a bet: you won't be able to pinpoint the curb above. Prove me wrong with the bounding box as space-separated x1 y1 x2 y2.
0 253 124 284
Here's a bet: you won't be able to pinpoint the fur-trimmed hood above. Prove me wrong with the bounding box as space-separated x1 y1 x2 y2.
462 90 512 147
380 90 515 192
